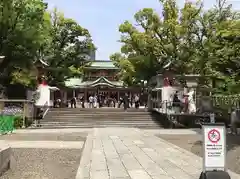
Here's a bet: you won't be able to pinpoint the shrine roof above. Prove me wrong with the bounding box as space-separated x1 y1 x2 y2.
85 60 119 69
65 76 123 88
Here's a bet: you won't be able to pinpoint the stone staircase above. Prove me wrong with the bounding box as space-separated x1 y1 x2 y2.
36 108 163 129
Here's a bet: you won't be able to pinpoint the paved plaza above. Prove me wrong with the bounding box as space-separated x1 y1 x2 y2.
0 128 240 179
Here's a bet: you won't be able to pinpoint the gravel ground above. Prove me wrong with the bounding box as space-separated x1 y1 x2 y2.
0 132 87 141
0 148 82 179
158 134 240 174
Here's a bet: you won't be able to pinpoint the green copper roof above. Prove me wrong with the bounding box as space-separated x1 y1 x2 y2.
65 78 84 88
86 61 118 69
65 77 123 88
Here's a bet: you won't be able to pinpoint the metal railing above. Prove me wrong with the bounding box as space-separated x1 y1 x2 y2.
0 99 36 134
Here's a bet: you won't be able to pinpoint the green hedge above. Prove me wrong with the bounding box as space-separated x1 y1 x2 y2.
0 116 32 134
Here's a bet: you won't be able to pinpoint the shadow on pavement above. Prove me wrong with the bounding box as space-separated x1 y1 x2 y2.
192 135 240 153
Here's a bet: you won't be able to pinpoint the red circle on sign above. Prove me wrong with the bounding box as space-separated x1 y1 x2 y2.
208 129 220 143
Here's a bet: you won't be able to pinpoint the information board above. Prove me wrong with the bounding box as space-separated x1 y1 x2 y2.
202 124 226 172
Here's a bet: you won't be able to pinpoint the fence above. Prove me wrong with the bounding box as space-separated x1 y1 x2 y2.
0 99 36 134
150 94 240 113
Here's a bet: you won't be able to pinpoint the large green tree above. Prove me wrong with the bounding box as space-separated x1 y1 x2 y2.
0 1 95 88
42 9 95 86
111 0 240 93
0 0 48 86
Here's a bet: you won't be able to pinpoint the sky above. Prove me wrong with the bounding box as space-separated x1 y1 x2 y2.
44 0 240 61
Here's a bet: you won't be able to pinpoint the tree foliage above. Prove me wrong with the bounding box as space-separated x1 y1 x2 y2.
0 1 94 88
43 9 94 86
111 0 240 93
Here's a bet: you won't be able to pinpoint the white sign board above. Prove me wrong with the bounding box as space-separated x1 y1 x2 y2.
202 124 226 172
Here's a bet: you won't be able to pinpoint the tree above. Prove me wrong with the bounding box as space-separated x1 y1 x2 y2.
0 2 95 88
0 0 48 87
112 0 240 94
111 0 204 84
43 8 95 86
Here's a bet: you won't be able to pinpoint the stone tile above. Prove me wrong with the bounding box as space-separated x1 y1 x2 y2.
75 166 90 178
108 168 129 178
112 139 130 155
109 136 119 139
133 140 144 145
128 169 152 179
102 139 119 159
106 158 128 177
157 159 193 179
144 164 168 176
120 154 142 170
90 170 109 179
76 133 93 179
76 128 240 179
122 138 135 147
91 161 108 171
151 175 174 179
107 158 124 167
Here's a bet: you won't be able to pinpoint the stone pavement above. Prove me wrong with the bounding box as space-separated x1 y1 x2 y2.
76 128 240 179
1 128 240 179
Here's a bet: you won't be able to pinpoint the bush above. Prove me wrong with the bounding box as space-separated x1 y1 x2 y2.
13 117 33 128
14 116 23 128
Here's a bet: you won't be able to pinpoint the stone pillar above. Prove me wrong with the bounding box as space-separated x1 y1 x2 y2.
0 101 4 112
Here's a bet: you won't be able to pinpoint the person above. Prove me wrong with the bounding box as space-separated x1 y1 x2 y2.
98 94 102 108
80 95 85 108
89 95 94 108
93 95 98 108
123 93 129 111
71 97 76 108
134 94 140 109
172 91 180 113
118 96 124 108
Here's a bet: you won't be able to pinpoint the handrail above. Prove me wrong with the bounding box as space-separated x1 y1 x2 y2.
0 99 33 102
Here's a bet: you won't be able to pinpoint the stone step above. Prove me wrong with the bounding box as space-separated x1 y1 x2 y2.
47 111 150 115
46 114 151 117
35 108 163 129
40 120 159 124
50 108 147 113
40 118 153 122
44 115 153 119
32 125 162 129
36 123 162 128
51 107 147 111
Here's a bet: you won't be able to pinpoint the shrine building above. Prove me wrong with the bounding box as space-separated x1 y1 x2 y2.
63 60 140 101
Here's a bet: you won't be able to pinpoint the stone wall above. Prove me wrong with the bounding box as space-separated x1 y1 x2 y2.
0 147 11 176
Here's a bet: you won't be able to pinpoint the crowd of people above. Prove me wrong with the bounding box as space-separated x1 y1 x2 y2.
54 93 146 110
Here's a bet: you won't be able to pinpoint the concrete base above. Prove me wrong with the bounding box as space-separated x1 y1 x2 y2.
0 147 12 176
199 171 231 179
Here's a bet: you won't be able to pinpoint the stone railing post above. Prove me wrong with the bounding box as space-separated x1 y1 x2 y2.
0 100 4 113
22 101 27 128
